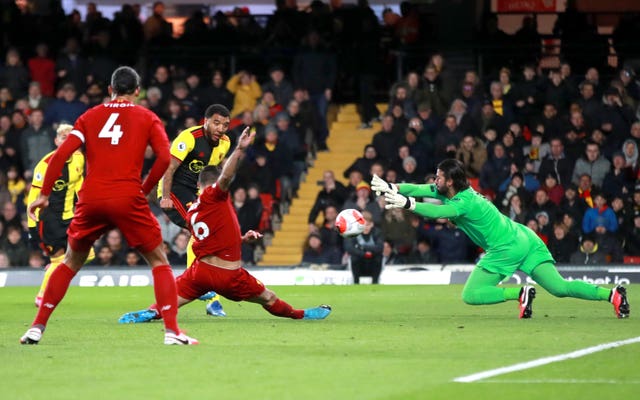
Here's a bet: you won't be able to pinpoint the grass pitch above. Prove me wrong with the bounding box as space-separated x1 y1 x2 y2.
1 285 638 400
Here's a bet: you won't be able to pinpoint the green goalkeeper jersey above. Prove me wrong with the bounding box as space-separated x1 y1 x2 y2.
399 183 553 276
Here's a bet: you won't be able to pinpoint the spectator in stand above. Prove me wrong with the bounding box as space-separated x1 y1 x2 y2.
301 232 342 266
480 142 512 197
540 172 564 206
420 64 448 118
600 86 635 155
382 239 403 266
343 182 382 225
0 87 15 117
433 114 463 165
538 137 573 187
19 108 55 175
582 192 618 235
372 114 401 168
622 138 639 174
236 149 276 197
44 83 88 127
0 48 30 100
513 64 540 127
503 193 527 224
102 228 127 266
473 98 508 138
548 222 579 264
421 218 474 264
162 98 186 141
576 80 603 128
602 152 635 199
571 141 611 189
254 125 294 203
90 245 119 267
125 249 144 266
308 170 348 230
456 134 487 180
232 186 262 265
523 131 550 174
262 65 294 110
528 188 559 223
143 1 174 45
541 69 572 115
27 43 56 97
201 70 233 111
316 204 343 256
292 30 336 151
381 207 415 256
570 234 606 265
167 231 188 266
624 211 640 256
227 70 262 118
397 156 420 184
1 225 29 266
496 171 530 212
488 80 515 125
344 211 384 284
387 83 416 122
4 110 28 169
55 37 90 94
533 102 564 140
448 98 477 137
343 144 379 182
170 80 199 120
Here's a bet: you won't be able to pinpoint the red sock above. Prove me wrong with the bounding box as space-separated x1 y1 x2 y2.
33 263 76 328
152 265 180 333
264 299 304 319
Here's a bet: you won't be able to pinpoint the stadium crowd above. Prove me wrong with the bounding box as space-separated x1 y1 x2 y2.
0 1 640 269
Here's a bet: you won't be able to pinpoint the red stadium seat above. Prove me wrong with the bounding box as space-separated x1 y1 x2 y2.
623 256 640 264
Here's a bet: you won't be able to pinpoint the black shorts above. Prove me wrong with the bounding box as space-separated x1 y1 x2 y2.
159 187 196 229
35 215 71 255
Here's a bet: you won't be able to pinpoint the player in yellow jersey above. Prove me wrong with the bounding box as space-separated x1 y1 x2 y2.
28 124 94 307
156 104 232 316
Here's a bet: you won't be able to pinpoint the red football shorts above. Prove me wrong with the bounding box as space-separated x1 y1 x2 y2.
176 259 266 301
67 193 163 254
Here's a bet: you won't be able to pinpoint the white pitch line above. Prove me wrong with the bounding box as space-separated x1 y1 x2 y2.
454 336 640 383
479 379 640 384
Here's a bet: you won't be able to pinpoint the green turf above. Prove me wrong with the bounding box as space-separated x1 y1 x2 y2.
1 285 638 400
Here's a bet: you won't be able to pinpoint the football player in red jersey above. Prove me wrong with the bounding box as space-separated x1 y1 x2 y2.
118 127 332 323
22 66 198 345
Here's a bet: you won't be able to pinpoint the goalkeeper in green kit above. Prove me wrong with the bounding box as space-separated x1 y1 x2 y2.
372 159 630 319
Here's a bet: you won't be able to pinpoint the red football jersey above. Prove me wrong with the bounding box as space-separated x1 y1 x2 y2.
41 99 169 199
187 184 242 262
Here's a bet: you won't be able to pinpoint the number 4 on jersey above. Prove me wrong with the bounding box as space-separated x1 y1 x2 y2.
99 113 123 145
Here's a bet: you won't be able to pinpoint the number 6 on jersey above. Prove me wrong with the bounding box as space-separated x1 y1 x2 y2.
99 113 123 145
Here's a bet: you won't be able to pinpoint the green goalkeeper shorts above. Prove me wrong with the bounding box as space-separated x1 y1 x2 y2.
477 224 554 277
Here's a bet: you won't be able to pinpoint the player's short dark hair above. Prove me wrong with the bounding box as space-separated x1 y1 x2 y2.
205 104 230 119
110 66 140 95
437 159 470 192
198 165 221 186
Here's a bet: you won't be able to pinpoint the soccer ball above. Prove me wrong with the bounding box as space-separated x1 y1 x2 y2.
336 208 366 237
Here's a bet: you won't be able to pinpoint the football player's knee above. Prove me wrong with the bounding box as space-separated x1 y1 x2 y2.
461 288 481 305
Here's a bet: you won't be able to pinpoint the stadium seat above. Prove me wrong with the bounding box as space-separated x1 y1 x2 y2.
623 256 640 264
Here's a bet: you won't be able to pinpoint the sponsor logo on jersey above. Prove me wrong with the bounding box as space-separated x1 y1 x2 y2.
52 179 68 191
189 159 205 173
35 172 43 181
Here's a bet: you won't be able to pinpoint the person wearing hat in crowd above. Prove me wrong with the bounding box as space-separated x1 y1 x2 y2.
535 210 553 238
570 234 607 265
342 181 383 225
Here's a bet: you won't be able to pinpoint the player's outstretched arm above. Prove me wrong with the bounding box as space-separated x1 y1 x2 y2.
218 126 255 192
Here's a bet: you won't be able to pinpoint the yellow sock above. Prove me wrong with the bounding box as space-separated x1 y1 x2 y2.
187 236 195 269
36 254 64 298
85 246 96 265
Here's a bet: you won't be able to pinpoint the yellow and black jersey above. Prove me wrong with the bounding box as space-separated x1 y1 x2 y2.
27 150 85 228
157 125 231 202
